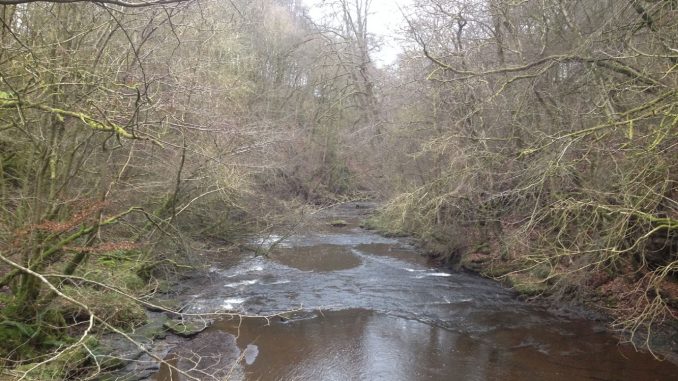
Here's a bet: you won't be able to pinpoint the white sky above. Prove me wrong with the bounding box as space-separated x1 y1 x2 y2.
304 0 413 66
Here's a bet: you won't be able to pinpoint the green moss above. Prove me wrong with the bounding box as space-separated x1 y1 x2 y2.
14 337 98 380
472 242 491 255
154 280 173 294
360 216 408 237
0 320 39 360
360 216 380 230
531 263 552 280
499 246 510 261
136 315 171 340
506 273 549 296
0 307 76 363
460 253 490 272
56 287 147 329
475 259 516 277
120 272 147 292
84 251 150 294
163 320 207 337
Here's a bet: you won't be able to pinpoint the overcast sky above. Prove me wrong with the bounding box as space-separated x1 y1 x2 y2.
304 0 413 66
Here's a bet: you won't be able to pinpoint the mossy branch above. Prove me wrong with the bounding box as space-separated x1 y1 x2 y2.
0 97 135 139
519 90 677 157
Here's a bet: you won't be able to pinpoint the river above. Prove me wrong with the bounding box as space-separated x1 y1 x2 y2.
153 203 678 381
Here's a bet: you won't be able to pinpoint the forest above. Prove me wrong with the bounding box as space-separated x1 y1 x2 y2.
0 0 676 379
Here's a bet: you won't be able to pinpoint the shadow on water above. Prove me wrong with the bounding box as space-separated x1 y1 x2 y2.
155 204 678 381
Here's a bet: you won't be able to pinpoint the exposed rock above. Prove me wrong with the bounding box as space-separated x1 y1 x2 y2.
167 331 244 380
135 313 172 340
163 319 211 337
97 316 187 381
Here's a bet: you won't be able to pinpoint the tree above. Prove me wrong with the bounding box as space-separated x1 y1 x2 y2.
374 0 677 352
0 0 292 377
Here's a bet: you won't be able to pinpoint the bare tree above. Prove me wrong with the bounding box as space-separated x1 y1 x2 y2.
374 0 677 353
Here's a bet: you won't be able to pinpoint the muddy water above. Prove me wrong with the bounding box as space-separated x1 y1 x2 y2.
155 204 678 381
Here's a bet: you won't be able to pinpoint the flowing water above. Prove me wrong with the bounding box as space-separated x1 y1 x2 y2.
154 204 678 381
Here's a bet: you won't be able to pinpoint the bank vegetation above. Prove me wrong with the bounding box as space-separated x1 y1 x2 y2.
0 0 676 379
370 0 677 355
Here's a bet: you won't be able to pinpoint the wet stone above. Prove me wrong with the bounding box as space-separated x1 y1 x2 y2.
156 331 243 381
163 319 210 337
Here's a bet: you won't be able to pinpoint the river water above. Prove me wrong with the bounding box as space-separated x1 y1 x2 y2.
154 204 678 381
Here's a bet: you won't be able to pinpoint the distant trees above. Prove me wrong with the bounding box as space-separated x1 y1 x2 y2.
239 0 385 199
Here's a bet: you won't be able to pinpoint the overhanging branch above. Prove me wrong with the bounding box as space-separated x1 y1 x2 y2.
0 0 190 7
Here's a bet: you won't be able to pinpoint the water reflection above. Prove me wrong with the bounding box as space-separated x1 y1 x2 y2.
157 309 677 381
270 244 362 272
154 204 678 380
